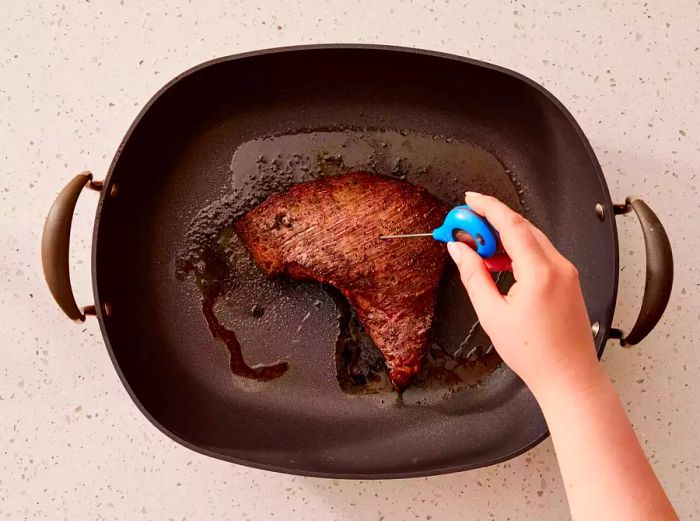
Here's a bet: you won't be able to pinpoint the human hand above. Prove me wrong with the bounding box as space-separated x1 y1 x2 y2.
447 193 603 398
449 196 678 521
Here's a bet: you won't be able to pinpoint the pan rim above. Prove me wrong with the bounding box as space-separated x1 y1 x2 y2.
90 43 619 478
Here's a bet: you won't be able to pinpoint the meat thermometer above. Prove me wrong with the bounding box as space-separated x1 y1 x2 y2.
379 205 499 258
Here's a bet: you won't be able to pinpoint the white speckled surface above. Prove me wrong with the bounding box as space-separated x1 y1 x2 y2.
1 1 699 519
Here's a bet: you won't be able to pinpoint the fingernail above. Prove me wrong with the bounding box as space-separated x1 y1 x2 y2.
446 241 463 263
465 191 481 198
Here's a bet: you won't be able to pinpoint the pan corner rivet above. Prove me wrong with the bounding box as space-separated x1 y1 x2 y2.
595 203 605 221
103 301 113 317
109 183 119 198
591 321 600 338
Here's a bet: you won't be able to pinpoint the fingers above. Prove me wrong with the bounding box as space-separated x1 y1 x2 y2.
464 193 549 274
447 241 504 318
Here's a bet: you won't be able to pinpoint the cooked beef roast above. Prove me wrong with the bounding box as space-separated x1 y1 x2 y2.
234 172 449 390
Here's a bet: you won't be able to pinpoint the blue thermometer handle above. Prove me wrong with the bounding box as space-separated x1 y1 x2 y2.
431 205 499 258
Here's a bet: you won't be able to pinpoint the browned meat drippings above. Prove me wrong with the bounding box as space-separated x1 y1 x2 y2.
201 283 289 380
235 172 449 390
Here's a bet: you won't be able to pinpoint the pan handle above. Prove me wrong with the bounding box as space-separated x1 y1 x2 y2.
41 171 102 321
609 197 673 346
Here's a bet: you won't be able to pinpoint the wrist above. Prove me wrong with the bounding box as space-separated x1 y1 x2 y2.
527 356 610 411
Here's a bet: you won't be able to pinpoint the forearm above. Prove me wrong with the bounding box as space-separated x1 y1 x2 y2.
448 194 675 519
534 365 677 521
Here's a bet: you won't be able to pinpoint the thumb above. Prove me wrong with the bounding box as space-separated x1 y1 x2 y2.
446 241 504 318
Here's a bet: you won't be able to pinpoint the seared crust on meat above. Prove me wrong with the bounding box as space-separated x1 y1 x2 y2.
235 172 448 390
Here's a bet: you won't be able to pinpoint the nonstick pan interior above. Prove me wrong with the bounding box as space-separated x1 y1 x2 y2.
93 46 617 477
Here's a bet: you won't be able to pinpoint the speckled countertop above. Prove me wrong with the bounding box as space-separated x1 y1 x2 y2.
1 1 699 519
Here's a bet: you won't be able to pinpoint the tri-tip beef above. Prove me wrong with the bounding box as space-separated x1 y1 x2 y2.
234 172 448 390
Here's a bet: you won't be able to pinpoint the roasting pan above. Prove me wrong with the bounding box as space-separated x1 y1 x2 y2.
42 45 673 478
